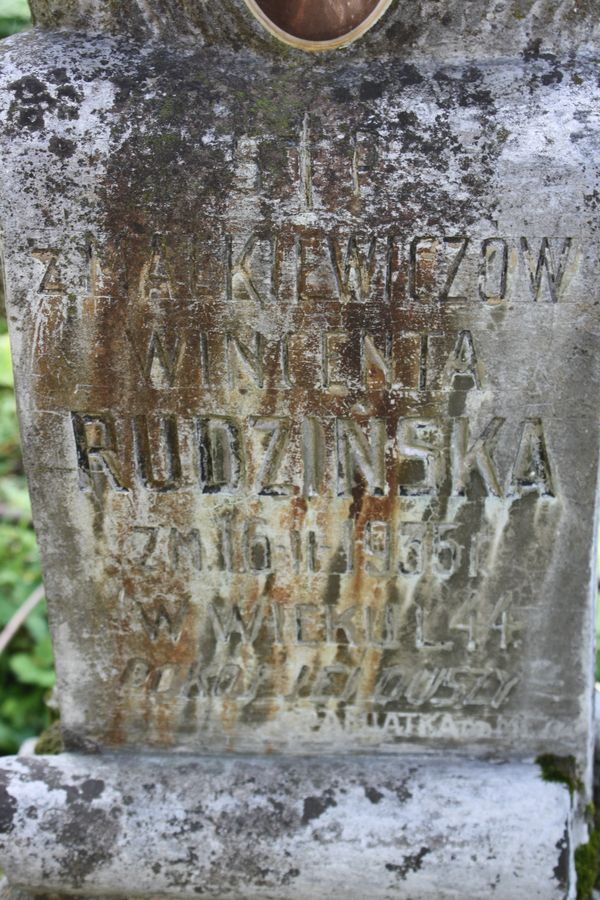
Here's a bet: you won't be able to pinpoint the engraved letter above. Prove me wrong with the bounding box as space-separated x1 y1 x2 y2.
325 606 358 646
71 412 127 492
409 237 438 300
397 418 445 496
142 237 174 302
520 237 573 303
251 416 293 495
452 417 504 497
32 249 64 293
441 236 469 302
364 520 391 575
242 519 272 572
479 238 508 302
131 526 158 568
443 330 481 389
129 329 185 388
336 417 386 496
328 232 378 303
508 418 555 497
198 417 244 493
138 597 189 643
225 233 268 305
302 417 326 497
133 415 183 492
168 528 203 571
209 602 265 645
227 331 264 388
362 333 392 388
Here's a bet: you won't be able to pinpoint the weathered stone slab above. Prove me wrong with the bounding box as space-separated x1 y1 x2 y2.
1 9 598 761
0 754 574 899
25 0 600 60
0 0 598 896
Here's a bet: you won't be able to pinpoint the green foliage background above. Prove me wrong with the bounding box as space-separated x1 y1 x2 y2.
0 0 30 37
0 310 56 755
0 0 56 755
0 0 599 757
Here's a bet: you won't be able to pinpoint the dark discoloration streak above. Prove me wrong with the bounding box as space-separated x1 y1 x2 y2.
8 75 55 130
364 785 384 804
302 789 337 824
57 777 105 805
0 782 17 834
392 777 414 804
49 134 76 158
79 778 106 802
386 846 431 879
13 764 114 887
57 805 117 887
553 827 569 889
7 72 82 131
282 867 301 883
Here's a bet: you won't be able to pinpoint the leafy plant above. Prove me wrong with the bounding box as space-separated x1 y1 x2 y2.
0 1 54 757
0 309 54 754
597 538 600 682
0 0 31 38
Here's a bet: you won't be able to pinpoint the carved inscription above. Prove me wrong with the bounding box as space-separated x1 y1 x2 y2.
72 411 555 501
127 520 484 578
122 326 482 394
24 210 575 747
121 657 519 710
32 232 581 309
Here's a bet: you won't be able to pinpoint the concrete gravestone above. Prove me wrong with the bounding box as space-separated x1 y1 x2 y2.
0 0 598 897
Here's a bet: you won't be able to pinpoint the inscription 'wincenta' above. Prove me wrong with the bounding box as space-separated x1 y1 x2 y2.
127 327 478 393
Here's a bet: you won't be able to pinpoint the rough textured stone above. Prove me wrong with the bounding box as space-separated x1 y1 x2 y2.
25 0 600 60
0 754 575 899
0 1 598 762
0 0 598 896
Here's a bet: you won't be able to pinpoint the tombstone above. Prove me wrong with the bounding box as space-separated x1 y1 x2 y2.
0 1 598 897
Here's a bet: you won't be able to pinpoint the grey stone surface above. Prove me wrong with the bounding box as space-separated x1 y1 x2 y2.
26 0 600 60
0 753 575 899
0 0 598 897
0 2 597 762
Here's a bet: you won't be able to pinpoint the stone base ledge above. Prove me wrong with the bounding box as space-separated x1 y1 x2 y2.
0 753 574 899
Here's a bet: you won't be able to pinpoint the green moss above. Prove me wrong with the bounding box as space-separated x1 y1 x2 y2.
538 782 600 899
34 720 64 755
254 96 300 137
586 803 596 821
159 98 176 121
575 829 600 900
536 754 582 796
512 0 531 18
